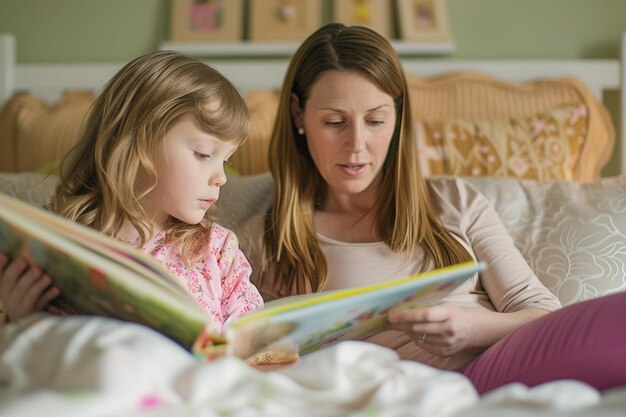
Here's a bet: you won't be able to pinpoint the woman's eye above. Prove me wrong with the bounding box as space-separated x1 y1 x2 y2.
368 120 385 126
194 151 211 160
325 120 343 127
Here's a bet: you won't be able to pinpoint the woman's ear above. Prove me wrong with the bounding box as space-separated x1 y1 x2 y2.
290 93 304 131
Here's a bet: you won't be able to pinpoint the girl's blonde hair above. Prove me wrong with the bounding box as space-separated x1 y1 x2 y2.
50 50 249 266
261 23 472 294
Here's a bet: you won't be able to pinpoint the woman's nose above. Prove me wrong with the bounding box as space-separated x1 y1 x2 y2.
346 126 365 153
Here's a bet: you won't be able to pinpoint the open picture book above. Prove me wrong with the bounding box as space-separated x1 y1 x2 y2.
0 191 485 362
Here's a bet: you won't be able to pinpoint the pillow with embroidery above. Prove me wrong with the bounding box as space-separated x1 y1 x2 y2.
416 104 588 181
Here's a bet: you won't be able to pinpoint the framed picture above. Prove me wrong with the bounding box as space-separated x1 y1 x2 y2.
395 0 450 42
170 0 243 42
333 0 392 39
249 0 321 42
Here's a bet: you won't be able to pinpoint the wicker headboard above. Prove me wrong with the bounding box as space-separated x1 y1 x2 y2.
0 32 622 180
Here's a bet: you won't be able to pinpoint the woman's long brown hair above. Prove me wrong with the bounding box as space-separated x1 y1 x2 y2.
261 23 472 294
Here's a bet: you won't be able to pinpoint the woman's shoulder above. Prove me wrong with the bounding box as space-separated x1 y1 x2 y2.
425 176 485 204
425 177 494 223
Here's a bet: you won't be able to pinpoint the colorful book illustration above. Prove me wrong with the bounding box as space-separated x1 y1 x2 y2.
0 191 485 361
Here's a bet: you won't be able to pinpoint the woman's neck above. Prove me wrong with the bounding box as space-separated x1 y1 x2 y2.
314 188 380 243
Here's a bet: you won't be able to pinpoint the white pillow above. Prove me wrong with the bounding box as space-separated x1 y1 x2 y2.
465 175 626 305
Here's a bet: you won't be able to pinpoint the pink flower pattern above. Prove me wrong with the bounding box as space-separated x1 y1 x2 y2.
132 224 263 332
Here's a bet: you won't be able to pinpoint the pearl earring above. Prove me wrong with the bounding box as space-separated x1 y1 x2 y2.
297 128 305 135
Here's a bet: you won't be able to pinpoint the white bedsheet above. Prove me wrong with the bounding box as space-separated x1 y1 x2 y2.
1 315 625 417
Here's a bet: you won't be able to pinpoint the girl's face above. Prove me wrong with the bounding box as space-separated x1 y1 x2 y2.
140 114 238 228
292 70 396 206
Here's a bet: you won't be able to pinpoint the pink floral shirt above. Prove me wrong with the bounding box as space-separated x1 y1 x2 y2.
134 223 263 332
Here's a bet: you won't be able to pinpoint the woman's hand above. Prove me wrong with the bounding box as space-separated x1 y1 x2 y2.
0 253 60 322
387 302 478 357
387 302 550 357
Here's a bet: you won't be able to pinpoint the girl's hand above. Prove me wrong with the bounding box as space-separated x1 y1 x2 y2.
0 253 60 322
387 302 476 357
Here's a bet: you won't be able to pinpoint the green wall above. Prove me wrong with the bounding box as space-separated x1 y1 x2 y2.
2 0 626 62
1 0 625 175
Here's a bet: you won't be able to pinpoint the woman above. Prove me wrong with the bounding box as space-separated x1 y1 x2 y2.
242 23 626 394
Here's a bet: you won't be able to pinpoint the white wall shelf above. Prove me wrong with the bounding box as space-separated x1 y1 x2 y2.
159 41 455 57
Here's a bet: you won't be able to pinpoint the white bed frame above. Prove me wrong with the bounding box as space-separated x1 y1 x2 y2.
1 33 624 174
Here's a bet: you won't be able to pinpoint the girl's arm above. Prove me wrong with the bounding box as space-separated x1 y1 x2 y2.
0 253 60 322
215 228 264 323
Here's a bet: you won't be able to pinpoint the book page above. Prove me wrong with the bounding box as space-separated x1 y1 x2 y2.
226 261 484 358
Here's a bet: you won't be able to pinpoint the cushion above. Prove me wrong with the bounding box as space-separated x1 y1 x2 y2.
0 172 59 208
416 104 589 181
465 175 626 306
408 72 614 182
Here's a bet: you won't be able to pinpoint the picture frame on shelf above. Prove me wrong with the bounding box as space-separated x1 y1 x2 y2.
249 0 321 42
333 0 392 39
169 0 243 43
395 0 450 42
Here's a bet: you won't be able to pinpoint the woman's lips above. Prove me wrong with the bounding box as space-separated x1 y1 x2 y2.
338 163 367 176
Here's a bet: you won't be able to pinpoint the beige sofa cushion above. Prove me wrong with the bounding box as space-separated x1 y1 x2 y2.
1 172 625 307
465 175 626 305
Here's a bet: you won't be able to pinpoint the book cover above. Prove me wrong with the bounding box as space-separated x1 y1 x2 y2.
0 192 209 348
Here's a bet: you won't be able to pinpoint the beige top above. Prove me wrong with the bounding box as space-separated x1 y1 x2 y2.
241 177 561 371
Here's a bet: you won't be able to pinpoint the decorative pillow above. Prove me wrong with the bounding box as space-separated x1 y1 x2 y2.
465 175 626 306
416 104 588 181
0 91 95 172
407 72 614 182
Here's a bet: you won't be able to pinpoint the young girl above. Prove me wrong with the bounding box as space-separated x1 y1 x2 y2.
0 50 263 331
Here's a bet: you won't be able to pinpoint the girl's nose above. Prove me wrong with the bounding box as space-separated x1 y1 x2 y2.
211 166 227 187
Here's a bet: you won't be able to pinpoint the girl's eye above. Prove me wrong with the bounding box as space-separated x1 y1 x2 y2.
325 120 344 127
194 151 211 161
368 120 385 126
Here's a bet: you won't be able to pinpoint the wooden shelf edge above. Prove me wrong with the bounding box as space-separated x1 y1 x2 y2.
160 40 455 57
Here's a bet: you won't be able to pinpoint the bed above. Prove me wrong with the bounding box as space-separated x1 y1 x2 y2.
1 32 626 416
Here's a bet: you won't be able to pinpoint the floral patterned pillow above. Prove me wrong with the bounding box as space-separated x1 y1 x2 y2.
465 175 626 306
416 104 588 181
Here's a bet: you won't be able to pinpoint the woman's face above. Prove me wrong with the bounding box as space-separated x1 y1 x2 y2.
293 70 396 203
